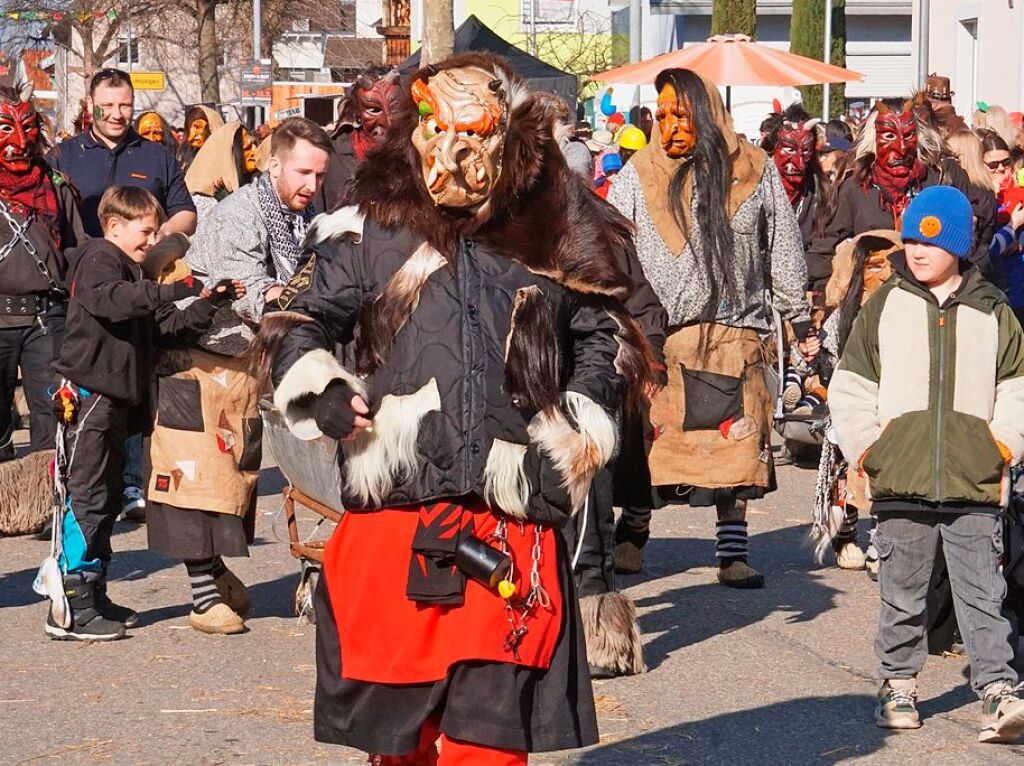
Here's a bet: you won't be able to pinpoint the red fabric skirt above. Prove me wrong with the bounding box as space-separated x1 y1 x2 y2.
323 502 563 685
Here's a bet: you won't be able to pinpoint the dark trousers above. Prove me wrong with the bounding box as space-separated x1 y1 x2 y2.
0 323 57 457
566 465 615 598
62 392 126 579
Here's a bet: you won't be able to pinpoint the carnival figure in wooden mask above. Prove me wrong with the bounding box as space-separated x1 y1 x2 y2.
411 66 507 208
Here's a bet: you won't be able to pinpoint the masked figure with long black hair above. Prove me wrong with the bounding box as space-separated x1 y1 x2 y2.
608 68 814 588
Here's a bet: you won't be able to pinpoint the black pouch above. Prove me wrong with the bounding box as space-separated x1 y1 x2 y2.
156 377 204 431
681 365 744 431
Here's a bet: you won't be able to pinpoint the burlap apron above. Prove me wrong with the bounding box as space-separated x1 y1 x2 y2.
148 349 263 516
647 324 773 489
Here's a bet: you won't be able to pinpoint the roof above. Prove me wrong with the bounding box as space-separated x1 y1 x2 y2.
324 36 384 72
402 15 577 106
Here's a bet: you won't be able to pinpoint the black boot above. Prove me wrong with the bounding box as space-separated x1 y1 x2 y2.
717 558 765 589
95 577 139 628
613 507 652 574
45 575 127 641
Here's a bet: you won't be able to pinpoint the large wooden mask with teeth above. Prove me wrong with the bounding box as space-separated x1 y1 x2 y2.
410 66 506 209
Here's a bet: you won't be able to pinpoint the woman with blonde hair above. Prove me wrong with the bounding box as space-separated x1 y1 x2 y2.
947 129 992 189
973 104 1018 151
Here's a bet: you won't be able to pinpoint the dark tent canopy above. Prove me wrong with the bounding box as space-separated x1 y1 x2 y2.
403 15 578 108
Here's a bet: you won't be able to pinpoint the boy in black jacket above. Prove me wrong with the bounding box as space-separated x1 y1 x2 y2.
47 186 243 641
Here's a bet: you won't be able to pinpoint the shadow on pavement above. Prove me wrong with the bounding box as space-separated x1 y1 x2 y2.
577 694 886 765
623 525 841 671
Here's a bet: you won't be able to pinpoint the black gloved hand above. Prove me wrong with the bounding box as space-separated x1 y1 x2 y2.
311 379 361 439
208 279 240 306
170 275 206 301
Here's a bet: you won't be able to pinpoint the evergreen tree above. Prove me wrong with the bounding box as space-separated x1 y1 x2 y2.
711 0 756 38
790 0 847 118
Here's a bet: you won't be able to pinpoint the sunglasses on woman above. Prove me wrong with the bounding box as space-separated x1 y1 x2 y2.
986 157 1013 171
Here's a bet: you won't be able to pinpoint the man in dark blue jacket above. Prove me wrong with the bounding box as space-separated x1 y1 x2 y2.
47 69 196 238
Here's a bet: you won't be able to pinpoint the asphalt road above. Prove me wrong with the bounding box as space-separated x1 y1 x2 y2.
2 456 1023 766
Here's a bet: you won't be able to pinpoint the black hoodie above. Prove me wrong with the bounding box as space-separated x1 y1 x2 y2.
56 238 217 405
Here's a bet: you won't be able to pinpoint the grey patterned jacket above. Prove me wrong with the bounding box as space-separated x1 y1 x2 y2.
185 180 274 355
607 159 810 333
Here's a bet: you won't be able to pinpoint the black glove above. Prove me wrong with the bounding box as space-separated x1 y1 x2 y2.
208 279 240 306
169 275 206 301
311 379 361 439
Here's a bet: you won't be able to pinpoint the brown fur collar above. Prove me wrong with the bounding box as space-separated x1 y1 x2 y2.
349 52 634 300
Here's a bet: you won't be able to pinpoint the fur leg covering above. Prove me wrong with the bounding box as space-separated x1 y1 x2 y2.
0 450 53 536
579 591 647 677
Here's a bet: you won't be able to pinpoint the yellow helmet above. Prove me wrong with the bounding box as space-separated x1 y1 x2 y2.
618 126 647 151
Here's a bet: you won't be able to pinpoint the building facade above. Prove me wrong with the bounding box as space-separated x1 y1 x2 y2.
922 1 1024 116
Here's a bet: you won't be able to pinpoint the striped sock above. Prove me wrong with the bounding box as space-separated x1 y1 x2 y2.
210 556 227 579
716 520 749 562
835 506 859 544
185 559 222 614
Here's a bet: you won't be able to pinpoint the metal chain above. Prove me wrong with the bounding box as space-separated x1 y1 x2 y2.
0 196 63 293
488 516 552 660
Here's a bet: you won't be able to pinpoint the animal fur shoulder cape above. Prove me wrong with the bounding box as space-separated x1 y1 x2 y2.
257 53 654 407
348 53 637 302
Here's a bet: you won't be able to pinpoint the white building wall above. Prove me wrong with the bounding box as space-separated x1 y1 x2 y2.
925 0 1024 116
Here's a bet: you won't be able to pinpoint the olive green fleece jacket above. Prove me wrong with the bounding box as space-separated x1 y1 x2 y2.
828 266 1024 506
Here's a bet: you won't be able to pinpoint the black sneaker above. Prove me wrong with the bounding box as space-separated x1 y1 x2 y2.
44 576 126 641
95 579 139 628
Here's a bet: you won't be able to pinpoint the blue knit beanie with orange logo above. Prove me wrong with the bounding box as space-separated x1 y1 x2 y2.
900 185 974 260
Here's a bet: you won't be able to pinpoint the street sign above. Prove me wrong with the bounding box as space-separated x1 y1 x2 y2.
240 58 272 106
129 71 165 91
275 106 302 120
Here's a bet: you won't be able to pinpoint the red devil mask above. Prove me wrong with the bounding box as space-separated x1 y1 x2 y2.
771 123 816 205
874 110 918 178
356 77 402 143
871 109 925 218
0 98 40 174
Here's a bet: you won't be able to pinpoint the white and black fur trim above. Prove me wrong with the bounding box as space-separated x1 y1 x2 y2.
273 348 368 441
343 378 441 506
579 591 647 676
303 205 366 247
483 438 530 520
527 391 616 514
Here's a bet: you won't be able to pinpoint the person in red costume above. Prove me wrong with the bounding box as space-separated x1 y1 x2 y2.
0 80 85 460
806 96 993 291
761 103 823 249
315 66 403 213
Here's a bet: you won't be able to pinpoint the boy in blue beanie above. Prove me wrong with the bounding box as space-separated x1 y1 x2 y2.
829 186 1024 742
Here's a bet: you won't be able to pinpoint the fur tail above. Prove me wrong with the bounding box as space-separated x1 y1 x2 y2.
810 504 845 565
579 591 647 676
0 450 54 536
243 311 314 380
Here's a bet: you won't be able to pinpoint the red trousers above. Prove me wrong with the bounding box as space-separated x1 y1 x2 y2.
375 717 528 766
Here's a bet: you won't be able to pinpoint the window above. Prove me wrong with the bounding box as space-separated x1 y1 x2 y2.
116 35 140 66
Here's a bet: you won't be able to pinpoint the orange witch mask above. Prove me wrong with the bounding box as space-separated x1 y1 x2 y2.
137 112 164 144
655 83 696 159
187 116 209 149
410 67 506 208
241 129 258 174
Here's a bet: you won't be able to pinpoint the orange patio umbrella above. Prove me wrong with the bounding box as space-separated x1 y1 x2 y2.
593 34 863 109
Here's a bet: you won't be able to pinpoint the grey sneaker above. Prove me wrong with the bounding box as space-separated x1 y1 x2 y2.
875 679 922 729
979 681 1024 743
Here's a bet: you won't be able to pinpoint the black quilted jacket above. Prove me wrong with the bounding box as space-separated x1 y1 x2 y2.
271 220 629 524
